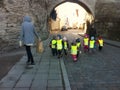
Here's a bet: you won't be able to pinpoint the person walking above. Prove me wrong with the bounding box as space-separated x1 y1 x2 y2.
76 38 81 58
70 41 78 62
83 34 89 52
89 36 95 53
97 36 104 51
56 35 63 58
20 16 40 65
63 36 69 56
49 35 57 56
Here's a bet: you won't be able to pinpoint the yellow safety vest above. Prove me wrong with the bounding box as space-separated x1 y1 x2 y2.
51 40 56 48
71 45 77 55
84 38 89 45
98 40 103 46
57 39 62 50
64 41 67 49
89 40 95 48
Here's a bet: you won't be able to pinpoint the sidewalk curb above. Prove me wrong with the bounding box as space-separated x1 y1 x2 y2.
60 59 71 90
104 40 120 48
78 34 120 48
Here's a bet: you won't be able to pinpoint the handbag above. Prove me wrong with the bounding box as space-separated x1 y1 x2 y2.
36 40 44 53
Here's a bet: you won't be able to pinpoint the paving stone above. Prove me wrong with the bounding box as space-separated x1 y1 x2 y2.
47 80 63 87
13 88 29 90
19 74 35 80
31 79 47 87
0 88 13 90
34 74 48 80
15 79 32 88
48 73 62 80
47 87 64 90
0 80 15 88
30 87 47 90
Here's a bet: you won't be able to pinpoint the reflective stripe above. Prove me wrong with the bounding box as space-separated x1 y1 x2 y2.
84 38 89 45
57 39 62 50
98 40 103 46
89 40 95 48
71 45 77 55
52 40 56 48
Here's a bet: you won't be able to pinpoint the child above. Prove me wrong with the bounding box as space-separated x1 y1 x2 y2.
56 35 63 58
63 36 69 56
70 41 78 62
76 38 81 58
49 35 57 56
97 36 104 51
89 36 95 53
83 34 89 52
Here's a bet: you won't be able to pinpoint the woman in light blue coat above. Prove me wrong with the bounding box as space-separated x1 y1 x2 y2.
20 16 40 65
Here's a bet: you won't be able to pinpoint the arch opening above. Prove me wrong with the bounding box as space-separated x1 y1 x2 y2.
49 1 94 34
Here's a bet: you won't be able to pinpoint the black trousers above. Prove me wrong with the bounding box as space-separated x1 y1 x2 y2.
25 45 34 63
99 46 103 51
51 48 57 56
77 51 79 58
57 50 62 58
64 49 67 55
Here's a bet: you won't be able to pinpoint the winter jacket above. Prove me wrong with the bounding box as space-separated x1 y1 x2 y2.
20 16 39 45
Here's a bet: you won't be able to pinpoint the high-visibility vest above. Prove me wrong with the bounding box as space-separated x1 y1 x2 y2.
57 39 62 50
64 41 67 49
84 38 89 45
76 42 81 48
98 39 103 46
89 40 95 48
71 45 77 55
51 40 56 48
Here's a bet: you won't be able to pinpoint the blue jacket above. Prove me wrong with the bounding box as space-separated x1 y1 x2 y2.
20 16 39 45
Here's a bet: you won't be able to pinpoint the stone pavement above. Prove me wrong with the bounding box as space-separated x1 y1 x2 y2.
0 36 71 90
64 33 120 90
0 31 120 90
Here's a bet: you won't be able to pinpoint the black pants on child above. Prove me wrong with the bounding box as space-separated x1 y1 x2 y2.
64 49 67 55
99 46 103 51
51 48 57 56
57 50 62 58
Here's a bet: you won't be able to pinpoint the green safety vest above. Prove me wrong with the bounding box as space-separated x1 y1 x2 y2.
51 40 56 48
64 41 67 49
89 40 95 48
76 42 81 48
98 39 103 46
84 38 89 45
71 45 77 55
57 39 62 50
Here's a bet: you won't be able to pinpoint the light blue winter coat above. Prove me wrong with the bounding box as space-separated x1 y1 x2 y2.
20 16 39 45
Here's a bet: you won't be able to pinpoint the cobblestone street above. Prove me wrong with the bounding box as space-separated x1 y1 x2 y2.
62 30 120 90
0 30 120 90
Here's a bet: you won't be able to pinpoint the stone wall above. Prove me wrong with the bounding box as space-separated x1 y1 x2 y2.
95 0 120 41
0 0 120 52
0 0 49 52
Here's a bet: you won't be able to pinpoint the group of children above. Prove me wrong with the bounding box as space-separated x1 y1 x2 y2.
49 34 104 62
83 34 104 53
49 35 69 59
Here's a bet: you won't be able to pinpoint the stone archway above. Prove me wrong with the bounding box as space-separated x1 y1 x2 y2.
48 0 96 17
48 0 95 34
